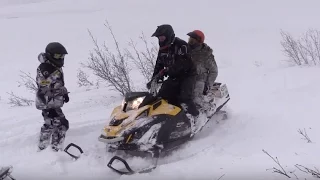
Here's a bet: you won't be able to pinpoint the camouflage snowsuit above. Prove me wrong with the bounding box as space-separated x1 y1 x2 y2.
189 43 218 108
35 53 69 151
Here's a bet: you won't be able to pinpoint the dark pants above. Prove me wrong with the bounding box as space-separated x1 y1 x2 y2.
157 76 199 117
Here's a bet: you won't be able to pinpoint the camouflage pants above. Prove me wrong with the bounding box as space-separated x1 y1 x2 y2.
193 80 206 107
38 108 69 151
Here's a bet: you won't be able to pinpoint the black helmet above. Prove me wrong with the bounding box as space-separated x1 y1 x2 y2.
152 24 175 47
45 42 68 68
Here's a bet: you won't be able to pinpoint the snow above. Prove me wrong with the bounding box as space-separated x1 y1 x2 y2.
1 0 320 179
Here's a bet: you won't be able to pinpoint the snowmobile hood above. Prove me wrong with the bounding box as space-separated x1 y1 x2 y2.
100 99 182 143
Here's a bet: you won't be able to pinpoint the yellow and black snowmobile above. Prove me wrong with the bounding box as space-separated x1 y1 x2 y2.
97 74 230 175
63 74 230 175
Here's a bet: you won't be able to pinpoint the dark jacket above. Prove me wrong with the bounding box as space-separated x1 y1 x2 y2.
151 37 196 80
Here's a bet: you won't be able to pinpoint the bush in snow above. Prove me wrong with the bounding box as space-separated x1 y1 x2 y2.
280 29 320 66
83 20 134 96
7 91 34 107
82 20 158 95
76 68 94 87
126 32 158 83
7 70 37 107
17 70 37 93
263 148 320 179
297 128 312 143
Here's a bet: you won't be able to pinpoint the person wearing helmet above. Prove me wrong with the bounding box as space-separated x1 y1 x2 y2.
146 24 199 118
187 30 218 114
35 42 70 152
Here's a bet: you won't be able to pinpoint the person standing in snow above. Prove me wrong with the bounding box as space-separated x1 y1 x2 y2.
186 30 218 111
35 42 70 151
146 24 199 118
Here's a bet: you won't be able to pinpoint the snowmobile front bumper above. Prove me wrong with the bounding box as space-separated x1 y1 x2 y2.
98 134 124 144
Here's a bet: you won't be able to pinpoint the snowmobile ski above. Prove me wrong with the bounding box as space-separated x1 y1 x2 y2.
0 166 15 180
108 149 160 175
107 155 158 175
63 143 84 160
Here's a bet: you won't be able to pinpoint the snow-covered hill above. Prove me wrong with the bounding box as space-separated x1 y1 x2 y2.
1 0 320 179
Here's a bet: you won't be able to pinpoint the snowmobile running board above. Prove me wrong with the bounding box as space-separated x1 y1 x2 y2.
0 166 15 180
107 156 157 175
63 143 84 160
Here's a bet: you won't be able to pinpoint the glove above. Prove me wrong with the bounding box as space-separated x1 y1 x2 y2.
64 93 69 103
59 87 68 95
158 68 168 77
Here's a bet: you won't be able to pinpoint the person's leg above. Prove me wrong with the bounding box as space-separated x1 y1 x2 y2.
157 78 180 106
38 109 54 150
179 76 199 117
50 108 69 151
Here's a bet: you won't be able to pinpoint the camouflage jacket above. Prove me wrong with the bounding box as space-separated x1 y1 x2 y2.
35 53 67 110
190 43 218 87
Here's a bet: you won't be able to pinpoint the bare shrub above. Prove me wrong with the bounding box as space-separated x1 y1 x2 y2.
6 70 36 107
298 128 312 143
17 70 37 93
7 91 34 107
83 20 134 96
76 68 94 87
280 29 320 66
126 32 158 82
262 149 291 178
217 174 225 180
295 164 320 178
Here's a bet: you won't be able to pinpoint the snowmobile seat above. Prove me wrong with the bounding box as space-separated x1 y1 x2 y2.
124 92 150 102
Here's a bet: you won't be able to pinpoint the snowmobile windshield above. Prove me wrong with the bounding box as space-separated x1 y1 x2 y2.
123 96 146 112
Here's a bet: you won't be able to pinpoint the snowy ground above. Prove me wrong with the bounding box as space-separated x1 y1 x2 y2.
1 0 320 179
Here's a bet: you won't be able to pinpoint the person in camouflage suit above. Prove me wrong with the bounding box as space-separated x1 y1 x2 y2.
35 42 70 151
186 30 218 110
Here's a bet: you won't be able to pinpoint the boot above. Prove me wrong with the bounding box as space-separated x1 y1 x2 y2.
51 118 67 152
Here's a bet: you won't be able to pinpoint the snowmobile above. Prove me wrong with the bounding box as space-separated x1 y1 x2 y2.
94 73 231 175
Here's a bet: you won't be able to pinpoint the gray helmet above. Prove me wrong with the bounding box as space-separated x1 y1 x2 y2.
152 24 175 47
45 42 68 68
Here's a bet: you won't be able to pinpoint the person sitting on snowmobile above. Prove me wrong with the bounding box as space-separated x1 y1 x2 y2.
35 42 70 151
186 30 218 110
146 24 199 118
